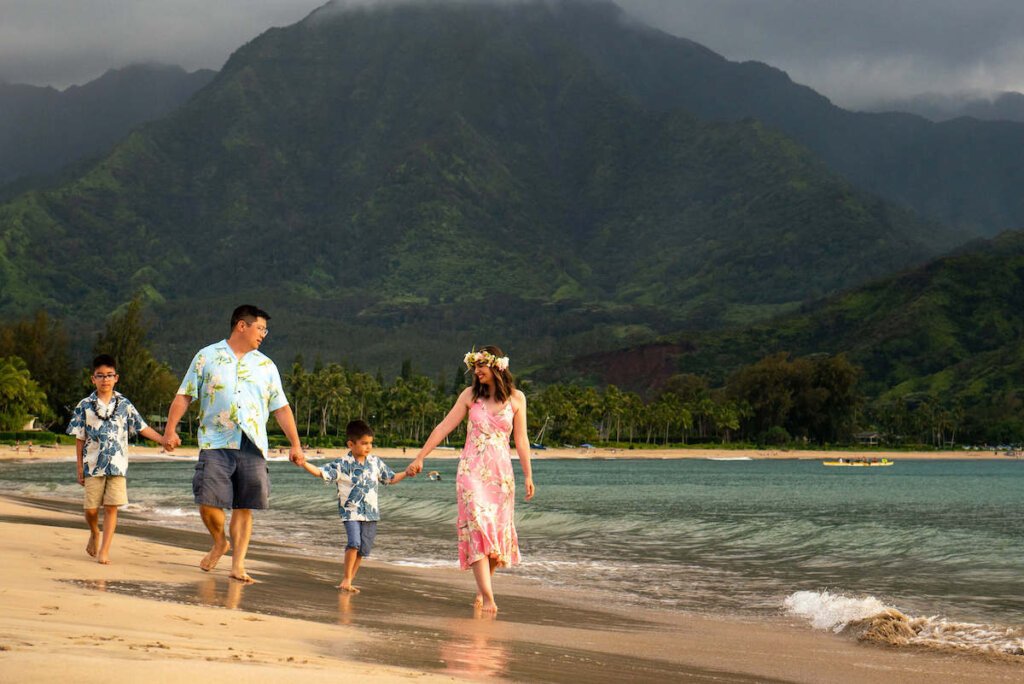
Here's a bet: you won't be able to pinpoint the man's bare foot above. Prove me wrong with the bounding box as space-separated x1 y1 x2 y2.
337 582 360 593
199 539 230 571
229 572 255 584
86 533 98 557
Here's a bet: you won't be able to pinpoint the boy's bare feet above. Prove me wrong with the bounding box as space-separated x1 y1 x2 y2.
86 533 99 558
337 582 360 593
199 539 230 571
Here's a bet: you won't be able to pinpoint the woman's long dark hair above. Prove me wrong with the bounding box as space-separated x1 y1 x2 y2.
470 345 515 404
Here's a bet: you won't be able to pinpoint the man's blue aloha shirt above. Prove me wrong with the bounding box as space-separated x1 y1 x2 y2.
176 340 288 456
66 391 147 478
319 452 396 521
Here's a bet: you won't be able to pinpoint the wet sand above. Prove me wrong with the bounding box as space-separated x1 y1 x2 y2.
1 494 1020 683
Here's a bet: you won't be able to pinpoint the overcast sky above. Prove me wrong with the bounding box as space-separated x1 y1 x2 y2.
3 0 1024 109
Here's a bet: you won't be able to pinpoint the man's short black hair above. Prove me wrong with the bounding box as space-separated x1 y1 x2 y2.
346 419 374 442
92 354 117 372
230 305 271 331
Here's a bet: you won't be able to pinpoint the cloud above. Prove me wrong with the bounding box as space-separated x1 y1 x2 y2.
615 0 1024 108
3 0 1024 108
0 0 319 87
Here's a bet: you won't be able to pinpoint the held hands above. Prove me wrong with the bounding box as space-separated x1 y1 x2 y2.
405 458 424 477
163 428 181 452
289 445 306 467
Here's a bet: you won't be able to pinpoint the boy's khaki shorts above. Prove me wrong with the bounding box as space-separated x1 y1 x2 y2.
83 475 128 509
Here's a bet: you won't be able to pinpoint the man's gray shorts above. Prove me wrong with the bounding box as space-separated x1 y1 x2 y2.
192 434 270 509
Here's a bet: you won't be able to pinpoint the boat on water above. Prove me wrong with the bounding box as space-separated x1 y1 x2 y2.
823 458 893 467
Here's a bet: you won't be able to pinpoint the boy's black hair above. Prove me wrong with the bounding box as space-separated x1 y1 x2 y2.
91 354 117 373
230 304 271 331
346 419 374 443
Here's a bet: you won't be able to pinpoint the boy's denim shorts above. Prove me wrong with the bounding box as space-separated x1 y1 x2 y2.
192 434 269 509
343 520 378 557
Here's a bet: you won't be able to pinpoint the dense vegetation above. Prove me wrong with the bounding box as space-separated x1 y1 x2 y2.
0 291 1009 447
572 230 1024 444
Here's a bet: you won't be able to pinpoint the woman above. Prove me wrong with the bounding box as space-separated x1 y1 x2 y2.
406 346 535 614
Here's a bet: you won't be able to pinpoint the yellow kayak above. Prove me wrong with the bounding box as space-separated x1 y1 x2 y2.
823 459 893 467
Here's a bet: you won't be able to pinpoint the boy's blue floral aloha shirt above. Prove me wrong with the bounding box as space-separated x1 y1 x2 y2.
66 391 147 477
319 452 396 521
176 340 288 456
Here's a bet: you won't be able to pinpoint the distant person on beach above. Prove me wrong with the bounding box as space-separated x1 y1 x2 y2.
162 305 305 583
406 346 535 614
299 419 407 592
66 354 166 564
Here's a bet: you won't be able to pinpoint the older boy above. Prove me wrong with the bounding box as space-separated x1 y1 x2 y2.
67 354 165 564
301 420 406 592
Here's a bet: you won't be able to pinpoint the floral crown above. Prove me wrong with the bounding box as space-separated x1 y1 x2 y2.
464 349 510 372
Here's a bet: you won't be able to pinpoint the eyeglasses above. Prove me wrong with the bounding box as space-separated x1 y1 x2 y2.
246 322 269 336
92 373 118 380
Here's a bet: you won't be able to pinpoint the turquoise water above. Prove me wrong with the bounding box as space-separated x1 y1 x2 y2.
3 456 1022 640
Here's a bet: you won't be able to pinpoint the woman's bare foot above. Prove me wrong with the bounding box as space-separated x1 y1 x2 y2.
480 599 498 614
86 533 99 558
229 572 255 584
474 594 484 607
97 553 111 565
338 582 360 593
199 539 230 571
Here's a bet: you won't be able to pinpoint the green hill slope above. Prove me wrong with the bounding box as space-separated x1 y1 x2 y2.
577 230 1024 412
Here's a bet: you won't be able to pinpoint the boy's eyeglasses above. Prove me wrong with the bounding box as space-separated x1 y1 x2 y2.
92 373 118 380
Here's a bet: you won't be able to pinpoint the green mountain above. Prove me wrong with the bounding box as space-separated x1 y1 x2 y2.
567 13 1024 237
0 1 958 373
574 230 1024 408
0 63 215 187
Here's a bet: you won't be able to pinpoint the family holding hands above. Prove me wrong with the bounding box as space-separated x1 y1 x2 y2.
68 305 534 613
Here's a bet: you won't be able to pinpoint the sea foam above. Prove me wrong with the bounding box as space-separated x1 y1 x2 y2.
784 590 1024 657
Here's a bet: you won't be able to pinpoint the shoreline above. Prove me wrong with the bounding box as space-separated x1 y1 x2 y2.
1 494 1021 682
2 443 1018 463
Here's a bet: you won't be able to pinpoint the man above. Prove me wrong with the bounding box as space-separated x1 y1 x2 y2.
164 305 305 583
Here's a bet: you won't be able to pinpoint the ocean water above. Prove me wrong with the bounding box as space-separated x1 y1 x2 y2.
3 456 1022 654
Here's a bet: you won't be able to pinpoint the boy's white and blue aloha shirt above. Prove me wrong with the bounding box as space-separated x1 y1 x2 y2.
66 391 147 477
176 340 288 456
319 452 396 521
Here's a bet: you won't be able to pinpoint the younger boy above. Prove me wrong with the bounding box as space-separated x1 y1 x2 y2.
67 354 165 564
300 419 406 592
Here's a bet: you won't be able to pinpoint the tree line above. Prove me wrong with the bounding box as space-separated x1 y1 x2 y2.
0 304 1016 448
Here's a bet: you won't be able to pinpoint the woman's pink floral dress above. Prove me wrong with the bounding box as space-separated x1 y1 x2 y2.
456 399 520 570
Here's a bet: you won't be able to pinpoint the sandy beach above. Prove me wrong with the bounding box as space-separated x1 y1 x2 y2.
1 494 1021 683
2 442 1015 464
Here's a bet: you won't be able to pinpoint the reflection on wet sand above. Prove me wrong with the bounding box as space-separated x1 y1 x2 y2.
439 619 509 678
337 591 353 626
196 576 246 610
